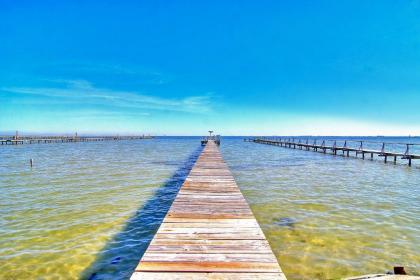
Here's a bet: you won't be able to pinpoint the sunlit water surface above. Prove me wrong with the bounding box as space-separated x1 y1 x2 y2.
222 137 420 279
0 137 419 280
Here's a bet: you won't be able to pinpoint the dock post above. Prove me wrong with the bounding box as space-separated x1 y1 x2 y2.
358 141 363 159
404 144 412 166
343 141 347 156
381 143 387 163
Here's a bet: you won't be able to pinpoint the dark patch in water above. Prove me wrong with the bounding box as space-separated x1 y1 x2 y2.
111 257 121 264
87 272 97 280
150 160 181 166
274 217 296 228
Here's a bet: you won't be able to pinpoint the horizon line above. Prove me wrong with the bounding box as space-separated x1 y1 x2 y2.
0 132 419 138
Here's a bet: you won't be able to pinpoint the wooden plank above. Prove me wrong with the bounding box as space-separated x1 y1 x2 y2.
136 261 282 272
132 272 286 280
131 140 286 279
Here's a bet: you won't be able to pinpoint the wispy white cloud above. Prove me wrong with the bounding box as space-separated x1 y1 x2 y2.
43 62 171 85
2 80 213 113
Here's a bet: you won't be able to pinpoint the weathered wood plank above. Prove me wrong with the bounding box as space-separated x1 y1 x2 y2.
136 261 282 272
132 272 286 280
131 140 286 279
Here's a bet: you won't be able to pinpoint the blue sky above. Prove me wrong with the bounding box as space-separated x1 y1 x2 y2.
1 0 420 135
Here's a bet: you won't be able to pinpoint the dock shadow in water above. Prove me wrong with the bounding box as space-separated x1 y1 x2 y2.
80 146 203 280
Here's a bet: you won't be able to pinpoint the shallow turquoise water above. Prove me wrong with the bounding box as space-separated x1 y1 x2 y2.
0 137 419 279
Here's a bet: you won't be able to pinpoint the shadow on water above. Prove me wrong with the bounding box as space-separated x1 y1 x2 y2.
80 146 204 280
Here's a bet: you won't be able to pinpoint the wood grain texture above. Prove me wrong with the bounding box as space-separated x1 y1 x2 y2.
131 140 286 279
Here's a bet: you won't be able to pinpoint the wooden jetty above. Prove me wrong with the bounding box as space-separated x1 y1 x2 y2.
0 135 153 145
245 137 420 166
201 136 221 146
201 131 221 146
131 140 286 280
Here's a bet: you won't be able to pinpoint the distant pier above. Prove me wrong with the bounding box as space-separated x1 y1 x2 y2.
0 135 153 146
131 139 286 280
245 137 420 166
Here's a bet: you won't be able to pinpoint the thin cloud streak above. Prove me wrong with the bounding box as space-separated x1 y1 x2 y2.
2 80 213 114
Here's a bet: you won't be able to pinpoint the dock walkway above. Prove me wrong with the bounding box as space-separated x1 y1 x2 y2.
246 138 420 166
0 135 153 145
131 140 286 280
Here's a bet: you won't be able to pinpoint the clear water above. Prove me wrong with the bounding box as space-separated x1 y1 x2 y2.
0 137 419 279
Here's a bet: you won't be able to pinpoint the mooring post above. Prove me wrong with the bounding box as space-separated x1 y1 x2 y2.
358 141 364 159
381 142 387 163
342 141 347 155
404 144 412 166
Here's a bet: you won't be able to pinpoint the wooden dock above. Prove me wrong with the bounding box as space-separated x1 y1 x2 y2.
246 137 420 166
131 140 286 280
0 135 153 145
